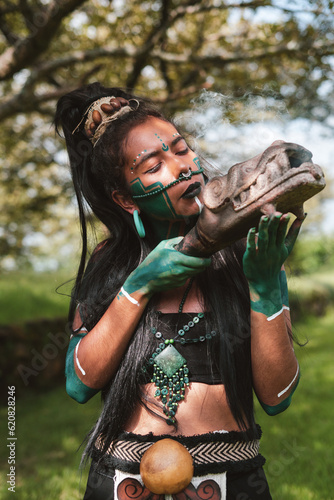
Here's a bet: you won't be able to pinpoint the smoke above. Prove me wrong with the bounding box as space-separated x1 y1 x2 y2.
174 89 290 174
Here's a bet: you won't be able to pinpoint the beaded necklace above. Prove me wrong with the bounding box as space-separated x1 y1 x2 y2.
147 279 217 425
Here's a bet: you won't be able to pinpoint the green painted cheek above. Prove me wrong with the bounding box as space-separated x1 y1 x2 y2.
193 157 201 169
130 177 178 219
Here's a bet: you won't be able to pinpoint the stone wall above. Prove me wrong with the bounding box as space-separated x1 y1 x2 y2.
0 317 69 399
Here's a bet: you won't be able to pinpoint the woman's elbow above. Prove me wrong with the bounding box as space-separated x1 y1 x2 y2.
259 394 292 416
66 376 98 404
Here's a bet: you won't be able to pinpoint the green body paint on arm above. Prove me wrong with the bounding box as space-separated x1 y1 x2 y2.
249 270 289 317
258 372 300 416
243 213 299 318
279 268 289 308
65 334 99 403
249 279 283 318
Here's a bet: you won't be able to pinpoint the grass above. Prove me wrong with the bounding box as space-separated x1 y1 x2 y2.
0 310 333 499
0 270 74 324
0 386 102 500
255 311 334 499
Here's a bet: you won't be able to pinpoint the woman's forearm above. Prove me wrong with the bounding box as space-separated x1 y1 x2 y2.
250 308 299 404
249 277 299 411
69 286 151 392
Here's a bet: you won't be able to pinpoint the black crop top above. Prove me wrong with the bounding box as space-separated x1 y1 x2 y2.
143 312 224 385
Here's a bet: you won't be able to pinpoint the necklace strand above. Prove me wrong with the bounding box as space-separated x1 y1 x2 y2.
146 278 215 425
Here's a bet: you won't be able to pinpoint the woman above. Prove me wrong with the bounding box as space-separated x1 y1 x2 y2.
55 82 303 499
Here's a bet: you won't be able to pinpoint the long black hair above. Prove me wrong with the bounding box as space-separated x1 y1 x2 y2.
55 82 256 461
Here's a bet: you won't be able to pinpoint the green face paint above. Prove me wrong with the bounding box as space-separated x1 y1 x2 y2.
131 158 204 201
129 150 204 240
155 133 169 151
130 160 204 220
193 157 201 169
131 149 147 173
130 176 178 219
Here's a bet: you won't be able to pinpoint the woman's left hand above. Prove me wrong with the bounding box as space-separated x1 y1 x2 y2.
243 212 305 294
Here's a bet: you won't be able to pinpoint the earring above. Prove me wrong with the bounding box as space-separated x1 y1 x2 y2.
133 210 146 238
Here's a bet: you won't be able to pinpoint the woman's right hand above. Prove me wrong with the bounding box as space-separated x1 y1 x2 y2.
123 237 211 297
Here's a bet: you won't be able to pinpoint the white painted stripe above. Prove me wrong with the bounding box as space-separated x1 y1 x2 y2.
75 338 86 376
277 364 299 398
267 305 290 321
73 326 88 333
121 286 140 306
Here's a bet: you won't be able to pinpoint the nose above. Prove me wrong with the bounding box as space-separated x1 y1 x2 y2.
171 157 191 180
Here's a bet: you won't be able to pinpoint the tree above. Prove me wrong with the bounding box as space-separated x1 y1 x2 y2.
1 0 333 268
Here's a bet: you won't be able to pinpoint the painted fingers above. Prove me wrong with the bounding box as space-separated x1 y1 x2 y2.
250 212 303 256
285 214 307 254
125 237 211 295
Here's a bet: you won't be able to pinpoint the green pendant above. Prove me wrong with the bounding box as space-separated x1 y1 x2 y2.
154 344 186 377
152 345 189 425
146 284 206 425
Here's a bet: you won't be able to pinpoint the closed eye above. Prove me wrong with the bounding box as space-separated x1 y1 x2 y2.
176 148 189 155
145 162 162 174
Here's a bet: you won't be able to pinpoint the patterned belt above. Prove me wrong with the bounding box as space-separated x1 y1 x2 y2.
92 425 265 476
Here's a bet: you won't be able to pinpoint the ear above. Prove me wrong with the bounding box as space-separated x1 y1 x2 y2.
112 190 138 215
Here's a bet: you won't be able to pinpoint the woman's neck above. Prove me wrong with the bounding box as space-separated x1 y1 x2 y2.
145 215 198 242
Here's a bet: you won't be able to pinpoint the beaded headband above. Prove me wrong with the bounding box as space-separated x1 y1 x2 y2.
72 96 140 147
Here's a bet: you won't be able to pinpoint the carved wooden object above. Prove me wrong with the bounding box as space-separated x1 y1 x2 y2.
176 141 326 257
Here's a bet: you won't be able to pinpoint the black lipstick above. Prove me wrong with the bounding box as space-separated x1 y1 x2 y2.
181 182 201 198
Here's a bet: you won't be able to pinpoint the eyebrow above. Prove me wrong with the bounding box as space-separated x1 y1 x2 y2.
133 135 186 170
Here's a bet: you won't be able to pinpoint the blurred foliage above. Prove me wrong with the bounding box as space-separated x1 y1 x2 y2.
0 269 72 323
287 234 334 275
0 0 334 268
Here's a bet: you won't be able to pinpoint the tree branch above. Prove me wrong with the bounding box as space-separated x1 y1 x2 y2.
124 0 271 89
180 11 206 89
0 0 88 81
0 2 18 16
19 0 40 32
171 0 270 19
0 47 131 120
126 0 172 89
152 81 213 105
151 40 334 66
1 35 333 121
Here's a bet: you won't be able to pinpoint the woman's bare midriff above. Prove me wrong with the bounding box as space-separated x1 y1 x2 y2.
124 381 243 436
